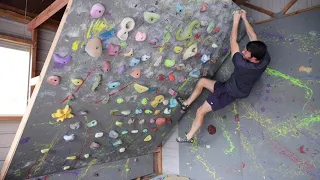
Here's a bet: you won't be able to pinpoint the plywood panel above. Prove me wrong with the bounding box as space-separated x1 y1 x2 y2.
0 134 16 147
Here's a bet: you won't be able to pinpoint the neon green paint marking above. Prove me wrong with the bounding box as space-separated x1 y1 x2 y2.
266 68 313 100
178 77 191 93
49 121 59 125
78 159 97 179
121 158 130 176
298 114 320 128
223 129 235 154
195 155 221 180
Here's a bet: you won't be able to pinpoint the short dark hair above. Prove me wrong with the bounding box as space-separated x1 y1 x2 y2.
246 41 267 60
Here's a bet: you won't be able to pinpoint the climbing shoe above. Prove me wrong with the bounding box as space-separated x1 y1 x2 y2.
175 96 189 111
176 134 194 143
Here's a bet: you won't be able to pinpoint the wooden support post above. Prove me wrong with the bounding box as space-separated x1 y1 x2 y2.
243 1 275 17
0 0 73 178
157 144 163 174
281 0 297 14
27 0 68 31
30 29 38 96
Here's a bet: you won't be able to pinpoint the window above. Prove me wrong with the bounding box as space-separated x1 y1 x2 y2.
0 41 31 118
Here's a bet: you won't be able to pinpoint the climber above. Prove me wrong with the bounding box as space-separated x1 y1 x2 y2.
176 9 271 143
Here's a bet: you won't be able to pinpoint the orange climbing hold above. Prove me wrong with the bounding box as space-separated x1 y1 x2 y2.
130 68 141 78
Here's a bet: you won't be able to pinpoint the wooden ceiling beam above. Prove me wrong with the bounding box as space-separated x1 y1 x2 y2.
281 0 298 14
243 1 275 17
27 0 68 31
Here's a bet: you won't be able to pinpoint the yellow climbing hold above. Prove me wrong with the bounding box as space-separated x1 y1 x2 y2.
72 40 80 51
115 121 123 126
134 84 149 93
144 135 152 142
84 154 90 158
41 149 50 153
154 110 161 115
71 78 83 86
123 48 134 57
116 98 124 104
66 156 77 160
151 95 165 108
51 105 74 122
174 46 183 53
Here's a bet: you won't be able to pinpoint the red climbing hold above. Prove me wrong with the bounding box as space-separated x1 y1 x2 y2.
195 33 200 39
158 74 165 81
207 125 216 135
215 27 220 33
166 118 172 124
151 127 158 132
168 73 175 82
156 118 166 126
195 53 201 59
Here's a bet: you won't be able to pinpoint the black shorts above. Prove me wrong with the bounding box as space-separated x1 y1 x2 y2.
206 82 235 111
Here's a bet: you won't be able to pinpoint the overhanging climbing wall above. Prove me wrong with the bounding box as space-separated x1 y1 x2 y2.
178 8 320 180
5 0 243 179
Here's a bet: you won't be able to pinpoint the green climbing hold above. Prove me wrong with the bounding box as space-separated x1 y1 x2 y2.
143 129 148 133
113 139 123 147
145 109 153 114
163 25 172 42
110 110 119 115
87 120 98 127
164 59 176 67
121 130 128 135
144 135 152 142
92 74 102 92
116 98 124 104
141 98 148 105
144 12 160 24
120 41 127 47
115 121 123 126
176 20 200 47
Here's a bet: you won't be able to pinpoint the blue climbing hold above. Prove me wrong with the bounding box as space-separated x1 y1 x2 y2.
108 81 120 89
100 29 116 42
169 98 178 108
148 87 158 93
176 3 184 13
130 58 141 67
135 108 143 114
201 54 210 63
189 69 200 78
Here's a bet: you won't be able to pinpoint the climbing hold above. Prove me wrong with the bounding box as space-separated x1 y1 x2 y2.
117 17 135 41
131 130 139 134
164 108 171 114
141 98 148 105
183 43 198 60
134 84 149 93
145 109 153 114
84 154 90 158
215 27 220 33
156 118 166 126
95 132 104 138
148 39 159 46
113 139 123 147
135 108 143 114
163 99 169 105
107 43 120 56
185 64 193 72
129 57 141 67
85 37 102 57
52 105 74 122
176 64 186 71
168 73 175 82
174 46 183 54
87 120 98 127
200 3 209 12
200 20 208 27
78 110 87 116
47 76 60 85
154 110 160 115
115 121 123 126
128 118 135 124
109 130 119 139
139 119 145 124
207 22 215 34
176 20 200 47
110 110 119 115
41 149 50 153
108 81 120 89
102 95 110 104
101 60 111 72
212 43 218 48
207 125 216 135
119 148 126 153
168 88 177 96
150 119 155 124
121 110 131 115
90 142 100 149
189 69 200 78
116 98 124 104
169 98 178 108
151 95 165 108
153 55 163 67
90 3 105 18
135 31 147 41
158 74 165 81
176 3 184 13
201 54 210 63
143 129 148 133
121 130 128 135
92 74 102 92
141 55 151 61
151 127 158 132
179 76 187 83
63 166 70 171
184 11 193 19
130 68 141 78
123 48 134 57
70 122 80 130
53 54 72 64
164 59 176 67
118 64 126 74
144 135 152 142
66 156 77 160
148 87 158 92
144 12 160 24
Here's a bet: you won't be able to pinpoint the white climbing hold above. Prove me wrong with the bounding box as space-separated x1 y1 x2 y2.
141 55 151 61
63 166 71 170
183 43 198 60
117 17 135 41
212 43 218 48
84 154 90 158
63 134 75 142
128 118 135 124
139 119 145 124
41 149 50 153
109 130 119 139
200 20 208 26
153 55 163 67
121 110 131 115
119 147 126 153
70 122 80 130
95 132 104 138
206 145 211 148
131 130 139 134
164 108 171 114
163 100 169 105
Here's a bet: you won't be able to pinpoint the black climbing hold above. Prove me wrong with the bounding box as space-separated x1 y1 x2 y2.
155 1 158 5
94 172 99 177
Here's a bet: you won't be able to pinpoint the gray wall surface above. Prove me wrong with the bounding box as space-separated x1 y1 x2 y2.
178 8 320 180
4 0 245 179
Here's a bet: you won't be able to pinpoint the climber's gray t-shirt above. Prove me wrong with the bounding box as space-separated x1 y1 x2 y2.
225 52 271 98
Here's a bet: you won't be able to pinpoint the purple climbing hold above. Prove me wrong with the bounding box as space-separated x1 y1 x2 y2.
19 137 31 144
118 64 126 74
53 54 72 64
90 3 105 19
107 43 120 56
150 118 155 124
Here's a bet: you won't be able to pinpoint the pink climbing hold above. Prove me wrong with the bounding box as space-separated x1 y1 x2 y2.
107 43 120 56
148 38 158 46
135 31 147 41
47 76 60 85
130 68 141 78
158 74 165 81
156 118 166 126
200 3 209 12
168 88 177 97
179 76 186 83
90 3 105 19
101 60 111 72
215 27 220 33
